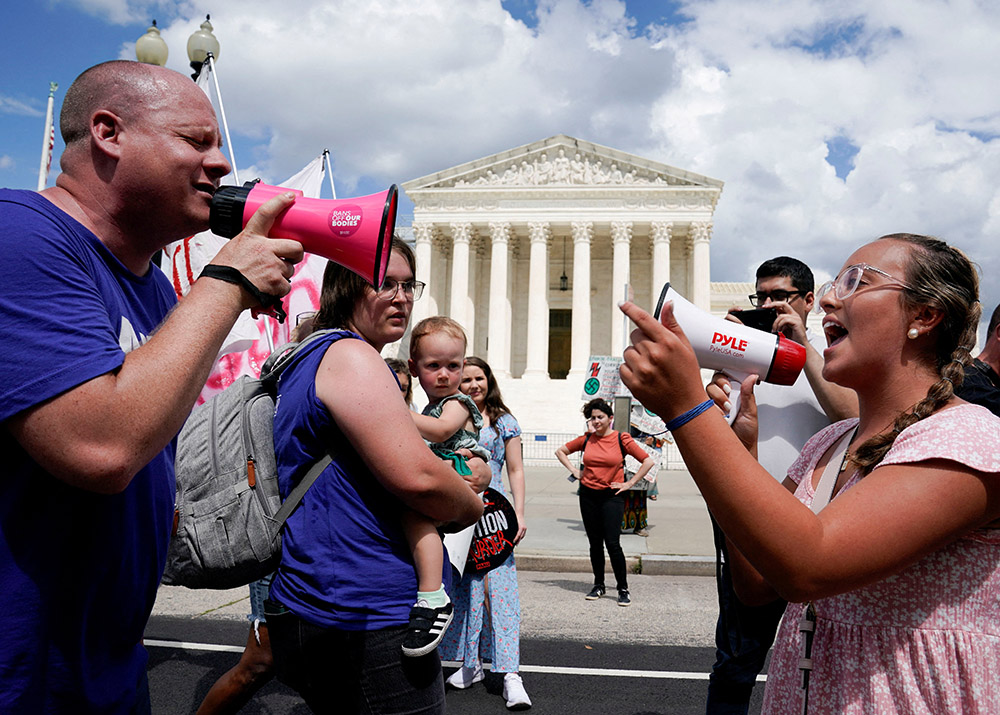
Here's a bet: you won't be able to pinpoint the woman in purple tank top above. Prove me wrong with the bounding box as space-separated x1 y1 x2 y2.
264 237 488 714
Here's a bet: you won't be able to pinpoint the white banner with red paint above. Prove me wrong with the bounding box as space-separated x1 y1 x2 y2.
161 155 329 404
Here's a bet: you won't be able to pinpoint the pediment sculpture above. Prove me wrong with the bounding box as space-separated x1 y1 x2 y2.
449 147 684 188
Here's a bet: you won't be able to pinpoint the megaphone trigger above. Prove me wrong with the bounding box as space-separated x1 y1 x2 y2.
726 376 742 425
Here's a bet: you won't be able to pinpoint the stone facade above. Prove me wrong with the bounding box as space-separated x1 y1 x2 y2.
395 134 726 435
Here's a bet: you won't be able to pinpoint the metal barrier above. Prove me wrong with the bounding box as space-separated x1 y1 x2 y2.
520 432 576 466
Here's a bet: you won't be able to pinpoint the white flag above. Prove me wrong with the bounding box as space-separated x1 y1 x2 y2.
161 154 330 404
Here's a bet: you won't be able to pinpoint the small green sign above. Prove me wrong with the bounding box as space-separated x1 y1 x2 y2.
584 377 600 395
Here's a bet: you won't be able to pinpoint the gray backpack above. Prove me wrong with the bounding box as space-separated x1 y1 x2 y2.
162 329 342 589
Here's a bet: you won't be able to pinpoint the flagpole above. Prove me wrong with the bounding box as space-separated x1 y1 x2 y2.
37 82 58 191
323 149 337 199
204 54 240 185
198 53 275 351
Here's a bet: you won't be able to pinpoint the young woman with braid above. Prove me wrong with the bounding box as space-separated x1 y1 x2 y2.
619 234 1000 713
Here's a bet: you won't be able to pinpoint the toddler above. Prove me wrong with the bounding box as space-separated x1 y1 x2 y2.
400 316 489 657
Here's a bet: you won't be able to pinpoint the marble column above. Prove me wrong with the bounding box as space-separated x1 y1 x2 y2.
691 221 712 311
487 221 511 376
610 221 632 356
412 223 434 325
449 222 473 331
524 221 551 378
569 221 592 378
650 221 672 310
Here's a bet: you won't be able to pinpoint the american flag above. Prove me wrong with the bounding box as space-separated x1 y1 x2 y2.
44 122 54 178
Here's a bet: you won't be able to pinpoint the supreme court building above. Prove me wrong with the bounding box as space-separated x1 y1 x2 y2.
397 134 726 436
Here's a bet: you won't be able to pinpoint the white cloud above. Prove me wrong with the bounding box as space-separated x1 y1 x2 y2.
62 0 186 25
0 96 43 117
642 0 1000 313
85 0 1000 317
130 0 674 195
0 155 14 170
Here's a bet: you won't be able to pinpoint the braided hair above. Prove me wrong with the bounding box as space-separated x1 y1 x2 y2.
852 234 980 474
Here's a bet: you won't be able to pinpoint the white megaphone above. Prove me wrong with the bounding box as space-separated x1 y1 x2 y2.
653 283 806 423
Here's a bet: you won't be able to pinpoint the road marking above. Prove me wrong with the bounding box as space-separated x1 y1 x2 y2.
443 660 763 682
523 664 710 680
146 639 244 654
145 642 766 682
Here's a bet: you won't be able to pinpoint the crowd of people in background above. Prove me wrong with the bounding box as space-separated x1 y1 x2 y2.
3 59 1000 715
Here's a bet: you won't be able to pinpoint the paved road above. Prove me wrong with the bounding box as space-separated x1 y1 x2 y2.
145 571 769 713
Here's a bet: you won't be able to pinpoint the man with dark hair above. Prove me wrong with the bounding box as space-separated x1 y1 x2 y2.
706 256 857 714
0 61 303 711
957 302 1000 416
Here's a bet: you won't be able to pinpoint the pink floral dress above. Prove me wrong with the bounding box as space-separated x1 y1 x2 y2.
762 404 1000 714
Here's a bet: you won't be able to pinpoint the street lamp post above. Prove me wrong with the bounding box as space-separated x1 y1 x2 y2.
135 20 169 66
186 16 221 80
135 15 221 80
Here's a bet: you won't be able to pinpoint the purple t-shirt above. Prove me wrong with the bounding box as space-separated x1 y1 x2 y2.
0 189 177 712
269 330 450 630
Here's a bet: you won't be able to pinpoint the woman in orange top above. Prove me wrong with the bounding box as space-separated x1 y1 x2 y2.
556 398 655 606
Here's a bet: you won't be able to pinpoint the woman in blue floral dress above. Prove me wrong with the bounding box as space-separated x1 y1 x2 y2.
439 356 531 710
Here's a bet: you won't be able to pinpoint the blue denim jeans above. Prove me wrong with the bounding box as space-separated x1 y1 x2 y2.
264 599 445 714
706 517 786 715
248 573 274 624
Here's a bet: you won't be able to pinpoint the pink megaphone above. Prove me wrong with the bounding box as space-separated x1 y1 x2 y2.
653 283 806 423
210 180 398 289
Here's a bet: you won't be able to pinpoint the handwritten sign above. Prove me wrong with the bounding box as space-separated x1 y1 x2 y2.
581 355 631 401
630 402 668 437
465 488 519 574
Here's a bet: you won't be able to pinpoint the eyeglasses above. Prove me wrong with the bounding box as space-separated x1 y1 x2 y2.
749 290 806 307
814 263 911 313
375 278 425 301
295 311 317 326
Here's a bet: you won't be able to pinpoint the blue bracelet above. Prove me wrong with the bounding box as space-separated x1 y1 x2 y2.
664 398 715 432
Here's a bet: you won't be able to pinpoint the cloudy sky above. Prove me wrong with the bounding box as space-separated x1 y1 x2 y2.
2 0 998 331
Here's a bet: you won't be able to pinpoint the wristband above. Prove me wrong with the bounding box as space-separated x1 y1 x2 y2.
664 398 714 432
200 264 288 323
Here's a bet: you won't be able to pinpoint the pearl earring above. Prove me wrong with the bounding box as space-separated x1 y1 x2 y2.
907 328 919 339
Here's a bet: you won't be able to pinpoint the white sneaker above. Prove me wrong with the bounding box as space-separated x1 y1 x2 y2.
446 663 484 689
503 672 532 710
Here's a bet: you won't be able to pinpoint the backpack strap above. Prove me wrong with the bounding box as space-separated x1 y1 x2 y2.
260 328 347 385
617 432 626 465
261 329 353 535
270 453 334 535
810 426 856 514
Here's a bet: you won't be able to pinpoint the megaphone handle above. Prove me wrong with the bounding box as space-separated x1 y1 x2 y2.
725 376 742 426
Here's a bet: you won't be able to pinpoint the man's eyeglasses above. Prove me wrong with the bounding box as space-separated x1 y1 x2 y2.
813 263 911 313
749 290 806 307
376 279 426 301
